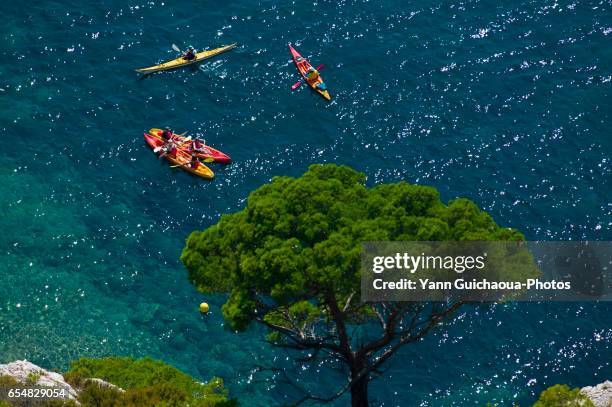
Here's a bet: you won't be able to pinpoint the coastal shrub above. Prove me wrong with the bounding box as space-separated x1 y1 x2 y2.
0 398 78 406
77 382 124 407
0 376 17 386
25 372 41 385
65 357 235 407
533 384 595 407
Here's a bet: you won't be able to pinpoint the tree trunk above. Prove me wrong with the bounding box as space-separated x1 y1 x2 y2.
350 371 369 407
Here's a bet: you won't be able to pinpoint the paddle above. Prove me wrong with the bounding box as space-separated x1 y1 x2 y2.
152 130 190 153
173 44 197 60
170 157 215 168
176 137 193 152
147 128 187 137
291 64 325 90
154 137 191 155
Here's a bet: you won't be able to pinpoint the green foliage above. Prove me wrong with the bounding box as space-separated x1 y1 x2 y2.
181 164 527 331
77 383 123 407
38 401 78 407
25 372 41 385
1 402 76 407
65 357 234 407
0 376 18 386
533 384 595 407
0 359 235 407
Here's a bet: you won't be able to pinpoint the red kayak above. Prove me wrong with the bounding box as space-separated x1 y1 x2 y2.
148 128 232 164
289 44 331 101
143 132 215 179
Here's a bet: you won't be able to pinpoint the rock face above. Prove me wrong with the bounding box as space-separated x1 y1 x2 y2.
82 377 125 393
0 360 79 401
582 381 612 407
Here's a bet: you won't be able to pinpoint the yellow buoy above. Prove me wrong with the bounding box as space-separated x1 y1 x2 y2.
199 302 209 313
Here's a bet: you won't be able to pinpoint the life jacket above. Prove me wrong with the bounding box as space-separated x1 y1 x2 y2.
162 130 172 140
165 143 177 157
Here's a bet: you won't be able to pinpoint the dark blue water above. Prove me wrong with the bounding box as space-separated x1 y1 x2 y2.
1 0 610 405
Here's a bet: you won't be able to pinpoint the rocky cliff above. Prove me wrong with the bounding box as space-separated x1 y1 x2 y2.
0 360 124 405
0 360 79 401
582 381 612 407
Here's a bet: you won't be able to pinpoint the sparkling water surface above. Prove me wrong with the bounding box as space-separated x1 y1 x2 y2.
0 0 610 405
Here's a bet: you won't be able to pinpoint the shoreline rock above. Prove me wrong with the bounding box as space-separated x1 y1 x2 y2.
582 381 612 407
81 377 126 393
0 360 79 401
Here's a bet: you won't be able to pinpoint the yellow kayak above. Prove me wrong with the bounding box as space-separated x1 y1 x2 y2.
135 43 237 74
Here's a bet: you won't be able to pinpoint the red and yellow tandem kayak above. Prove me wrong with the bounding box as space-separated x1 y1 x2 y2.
135 43 237 74
148 128 232 164
144 132 215 180
289 44 331 101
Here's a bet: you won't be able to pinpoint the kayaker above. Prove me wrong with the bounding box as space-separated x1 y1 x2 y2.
306 66 319 81
183 46 196 61
161 127 173 141
162 139 178 158
189 154 201 169
191 139 208 153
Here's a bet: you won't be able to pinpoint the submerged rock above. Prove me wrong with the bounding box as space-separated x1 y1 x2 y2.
0 360 79 400
582 381 612 407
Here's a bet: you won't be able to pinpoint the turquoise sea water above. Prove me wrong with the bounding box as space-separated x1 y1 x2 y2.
0 0 610 405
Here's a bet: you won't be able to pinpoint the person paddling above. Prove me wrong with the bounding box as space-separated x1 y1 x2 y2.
161 139 178 159
161 127 173 141
183 46 196 61
305 67 327 91
306 66 319 81
189 154 201 169
191 139 209 153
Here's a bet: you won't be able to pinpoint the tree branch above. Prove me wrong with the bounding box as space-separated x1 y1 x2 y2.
325 291 355 363
370 301 465 370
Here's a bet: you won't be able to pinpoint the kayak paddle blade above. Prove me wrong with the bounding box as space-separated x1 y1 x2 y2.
291 80 303 90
